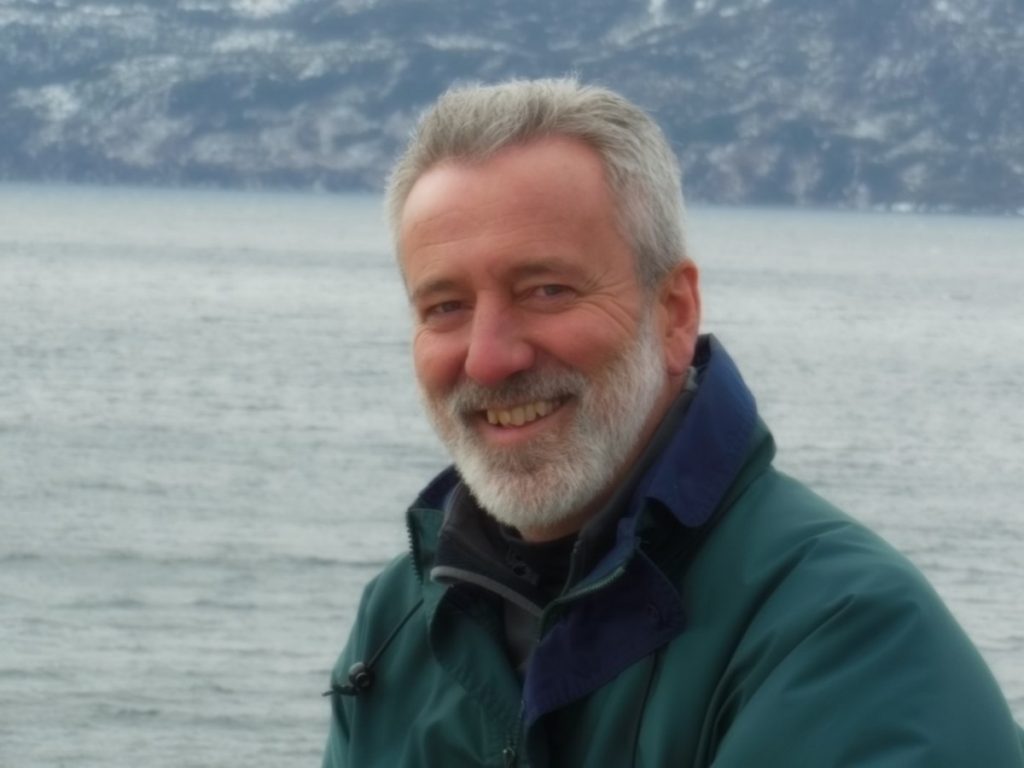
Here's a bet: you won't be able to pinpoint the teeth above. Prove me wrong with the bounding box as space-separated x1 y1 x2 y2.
486 399 560 428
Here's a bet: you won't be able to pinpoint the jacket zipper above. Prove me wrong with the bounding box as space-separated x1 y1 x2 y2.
504 568 627 766
503 703 526 767
406 507 431 584
540 564 627 633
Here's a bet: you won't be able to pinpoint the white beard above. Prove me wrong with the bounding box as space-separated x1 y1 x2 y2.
420 313 667 533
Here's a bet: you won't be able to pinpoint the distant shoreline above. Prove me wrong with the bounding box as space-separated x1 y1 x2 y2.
2 178 1022 219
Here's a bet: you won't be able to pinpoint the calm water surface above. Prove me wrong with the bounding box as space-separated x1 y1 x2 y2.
1 185 1021 766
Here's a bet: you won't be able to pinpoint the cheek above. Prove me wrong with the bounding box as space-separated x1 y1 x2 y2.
412 332 463 396
538 319 636 374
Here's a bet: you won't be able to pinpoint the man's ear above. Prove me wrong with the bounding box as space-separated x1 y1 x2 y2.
656 260 701 376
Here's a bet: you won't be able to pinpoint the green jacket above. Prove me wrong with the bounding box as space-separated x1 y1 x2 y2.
324 338 1024 767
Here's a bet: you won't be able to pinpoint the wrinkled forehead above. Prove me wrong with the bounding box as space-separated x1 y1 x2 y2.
396 137 639 277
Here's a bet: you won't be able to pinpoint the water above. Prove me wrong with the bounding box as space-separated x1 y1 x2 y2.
1 185 1021 766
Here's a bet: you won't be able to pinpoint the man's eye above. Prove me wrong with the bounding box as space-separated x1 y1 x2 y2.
534 284 570 298
425 300 462 317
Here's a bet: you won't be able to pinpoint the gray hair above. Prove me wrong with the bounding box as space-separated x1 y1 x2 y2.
386 77 688 290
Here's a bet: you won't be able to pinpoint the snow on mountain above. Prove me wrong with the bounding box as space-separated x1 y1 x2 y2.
1 0 1021 211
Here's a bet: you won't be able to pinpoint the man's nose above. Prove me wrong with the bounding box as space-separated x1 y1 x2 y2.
463 304 535 387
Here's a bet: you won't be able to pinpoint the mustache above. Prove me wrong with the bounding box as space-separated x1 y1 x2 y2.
443 368 588 415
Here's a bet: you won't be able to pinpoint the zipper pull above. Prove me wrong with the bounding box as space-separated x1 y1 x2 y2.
505 701 526 767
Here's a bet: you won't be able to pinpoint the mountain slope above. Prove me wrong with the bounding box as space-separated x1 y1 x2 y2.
2 0 1021 211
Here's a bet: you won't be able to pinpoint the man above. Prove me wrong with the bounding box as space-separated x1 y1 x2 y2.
323 78 1023 766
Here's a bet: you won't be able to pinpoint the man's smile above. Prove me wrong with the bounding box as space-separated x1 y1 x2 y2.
484 397 567 427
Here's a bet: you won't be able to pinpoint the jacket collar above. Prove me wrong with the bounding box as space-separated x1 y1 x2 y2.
521 335 766 723
407 334 762 590
405 335 768 724
567 334 759 588
649 334 760 525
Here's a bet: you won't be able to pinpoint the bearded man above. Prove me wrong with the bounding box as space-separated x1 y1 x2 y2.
322 79 1024 767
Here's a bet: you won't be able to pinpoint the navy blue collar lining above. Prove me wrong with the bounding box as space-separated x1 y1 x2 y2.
523 336 761 724
414 465 460 512
647 334 758 526
574 335 758 587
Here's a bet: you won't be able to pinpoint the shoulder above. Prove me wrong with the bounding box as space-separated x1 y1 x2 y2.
362 552 421 603
703 467 931 595
687 469 1024 766
347 553 422 647
699 467 969 661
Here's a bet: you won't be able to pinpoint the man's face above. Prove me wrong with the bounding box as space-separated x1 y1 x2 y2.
398 137 682 541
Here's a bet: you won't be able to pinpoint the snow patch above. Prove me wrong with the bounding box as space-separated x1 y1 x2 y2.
422 34 509 52
901 163 929 192
14 84 81 123
847 117 890 142
0 8 34 26
213 29 292 53
933 0 966 24
180 0 220 11
788 154 822 202
192 133 247 166
79 3 127 17
102 116 191 168
298 56 328 80
230 0 300 19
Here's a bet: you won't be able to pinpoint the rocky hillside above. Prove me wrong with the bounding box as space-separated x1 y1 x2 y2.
2 0 1022 211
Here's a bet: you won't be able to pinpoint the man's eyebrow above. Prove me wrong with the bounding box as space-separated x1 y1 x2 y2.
409 277 459 304
408 258 586 303
505 258 586 282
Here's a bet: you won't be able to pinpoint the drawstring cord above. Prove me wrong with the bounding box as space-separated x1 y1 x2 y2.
322 598 424 697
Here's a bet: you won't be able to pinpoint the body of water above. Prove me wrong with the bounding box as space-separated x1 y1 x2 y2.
1 184 1021 766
